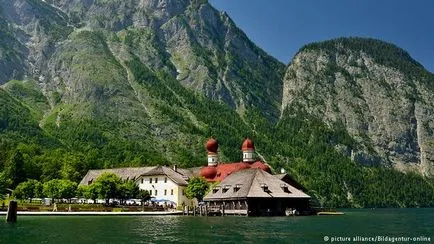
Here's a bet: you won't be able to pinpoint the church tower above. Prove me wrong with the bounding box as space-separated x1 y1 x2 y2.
242 138 255 163
206 138 219 166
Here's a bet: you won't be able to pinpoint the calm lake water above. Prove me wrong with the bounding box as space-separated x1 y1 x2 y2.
0 209 433 243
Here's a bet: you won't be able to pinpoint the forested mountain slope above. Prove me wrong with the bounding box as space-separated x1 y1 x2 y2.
282 38 434 176
0 0 433 207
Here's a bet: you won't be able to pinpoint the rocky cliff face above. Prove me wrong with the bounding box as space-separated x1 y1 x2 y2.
47 0 191 30
0 0 284 120
281 38 434 176
0 0 285 168
0 0 71 84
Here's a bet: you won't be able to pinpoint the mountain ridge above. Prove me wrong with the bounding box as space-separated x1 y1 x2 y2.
282 37 434 176
1 0 434 207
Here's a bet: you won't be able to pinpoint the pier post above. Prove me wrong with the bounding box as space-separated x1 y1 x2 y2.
6 200 17 223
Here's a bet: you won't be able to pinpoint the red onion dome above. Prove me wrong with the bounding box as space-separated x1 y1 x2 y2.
206 138 219 153
252 161 271 173
241 138 255 151
200 166 217 179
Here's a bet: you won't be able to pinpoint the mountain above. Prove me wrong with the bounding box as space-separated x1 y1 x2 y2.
0 0 72 83
0 0 284 120
0 0 284 176
0 0 434 207
281 38 434 176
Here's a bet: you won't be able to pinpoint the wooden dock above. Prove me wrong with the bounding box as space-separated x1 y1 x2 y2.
317 211 344 215
182 206 248 216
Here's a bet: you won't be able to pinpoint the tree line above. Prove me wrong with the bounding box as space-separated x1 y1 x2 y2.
11 173 151 205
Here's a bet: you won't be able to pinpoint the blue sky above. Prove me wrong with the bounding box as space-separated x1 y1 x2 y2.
209 0 434 73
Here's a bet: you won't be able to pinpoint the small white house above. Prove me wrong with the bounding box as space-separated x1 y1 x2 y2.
136 166 193 208
79 166 196 208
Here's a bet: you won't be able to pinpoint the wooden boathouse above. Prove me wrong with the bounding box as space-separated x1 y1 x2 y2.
203 168 311 216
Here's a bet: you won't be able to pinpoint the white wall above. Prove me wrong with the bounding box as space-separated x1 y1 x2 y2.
137 174 190 207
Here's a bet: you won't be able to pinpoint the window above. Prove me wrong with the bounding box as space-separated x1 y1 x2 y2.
155 190 158 196
155 178 158 183
164 189 167 195
222 185 231 193
164 177 167 183
150 178 152 183
141 179 143 184
171 189 174 195
281 184 291 193
182 190 185 196
150 190 153 195
234 184 242 193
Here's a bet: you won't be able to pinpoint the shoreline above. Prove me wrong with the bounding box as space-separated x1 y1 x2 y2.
0 211 183 216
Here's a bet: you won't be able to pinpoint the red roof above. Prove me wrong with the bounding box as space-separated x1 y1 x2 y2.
200 166 217 179
251 161 271 172
200 161 271 182
241 138 254 151
206 138 218 153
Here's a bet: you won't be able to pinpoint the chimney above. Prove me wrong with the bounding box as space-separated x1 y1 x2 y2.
173 165 177 172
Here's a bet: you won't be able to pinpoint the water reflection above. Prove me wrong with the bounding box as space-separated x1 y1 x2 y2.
131 216 314 243
0 209 432 244
134 216 184 243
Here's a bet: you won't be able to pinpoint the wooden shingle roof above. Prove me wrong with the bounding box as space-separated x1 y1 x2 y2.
178 167 201 178
140 166 189 186
79 167 155 185
274 173 308 191
203 168 310 201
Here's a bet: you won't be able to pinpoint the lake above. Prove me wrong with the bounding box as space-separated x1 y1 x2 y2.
0 209 433 243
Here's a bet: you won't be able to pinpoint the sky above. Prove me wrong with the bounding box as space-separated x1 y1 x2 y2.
209 0 434 73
